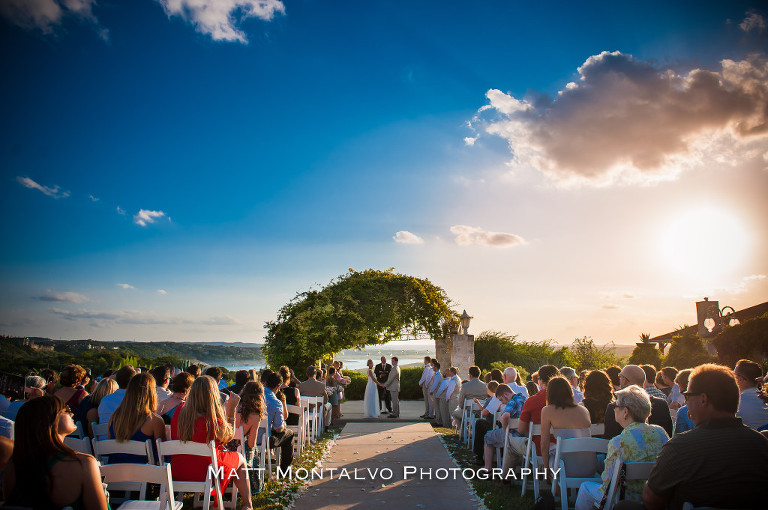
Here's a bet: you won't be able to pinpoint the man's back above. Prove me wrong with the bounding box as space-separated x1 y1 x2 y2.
647 417 768 509
299 378 327 400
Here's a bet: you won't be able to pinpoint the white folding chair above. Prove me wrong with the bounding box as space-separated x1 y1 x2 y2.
92 439 156 503
257 419 281 478
64 436 93 455
550 436 609 510
68 421 85 439
590 422 605 437
499 418 520 468
306 398 319 442
91 422 110 441
286 404 304 456
603 461 655 510
520 423 542 498
314 396 325 436
300 399 311 448
101 463 182 510
460 399 474 445
155 439 225 510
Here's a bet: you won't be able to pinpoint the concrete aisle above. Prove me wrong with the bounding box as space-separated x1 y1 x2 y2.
291 422 482 510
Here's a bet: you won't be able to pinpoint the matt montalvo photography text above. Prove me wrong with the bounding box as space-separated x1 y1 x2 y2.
208 465 561 482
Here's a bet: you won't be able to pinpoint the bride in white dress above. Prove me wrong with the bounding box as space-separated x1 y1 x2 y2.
363 359 380 418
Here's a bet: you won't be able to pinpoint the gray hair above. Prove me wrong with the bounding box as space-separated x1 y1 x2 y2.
503 367 518 381
25 375 46 389
614 385 652 423
560 367 577 380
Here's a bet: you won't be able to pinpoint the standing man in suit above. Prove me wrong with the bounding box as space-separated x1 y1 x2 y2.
374 356 392 414
379 357 401 418
452 366 487 425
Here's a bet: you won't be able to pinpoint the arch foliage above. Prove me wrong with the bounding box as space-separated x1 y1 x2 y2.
262 269 458 369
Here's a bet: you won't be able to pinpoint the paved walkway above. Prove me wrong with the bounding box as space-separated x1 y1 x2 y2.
291 422 481 510
334 399 428 425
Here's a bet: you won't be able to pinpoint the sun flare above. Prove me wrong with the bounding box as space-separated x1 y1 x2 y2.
660 206 751 281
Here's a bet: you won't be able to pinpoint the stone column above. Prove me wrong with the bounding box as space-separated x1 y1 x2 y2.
434 336 452 368
451 332 475 379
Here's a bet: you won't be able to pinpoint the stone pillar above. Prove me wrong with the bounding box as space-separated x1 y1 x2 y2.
434 336 452 369
451 332 475 379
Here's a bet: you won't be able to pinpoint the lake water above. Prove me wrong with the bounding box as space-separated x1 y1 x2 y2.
207 357 426 372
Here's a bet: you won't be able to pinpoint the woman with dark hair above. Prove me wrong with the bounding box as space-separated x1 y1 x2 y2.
734 359 768 430
54 364 88 410
236 381 267 493
157 372 194 424
2 395 108 509
604 365 621 391
74 378 118 436
327 367 341 421
581 370 614 424
525 381 539 397
108 372 165 463
540 376 592 469
489 369 504 384
279 366 301 426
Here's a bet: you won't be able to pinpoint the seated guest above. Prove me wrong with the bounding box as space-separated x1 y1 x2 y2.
74 377 117 436
560 367 584 403
471 380 500 463
0 415 12 440
526 381 539 397
574 385 668 510
451 366 487 425
734 359 768 430
640 365 667 400
482 384 525 470
540 376 592 470
236 381 266 493
54 364 89 410
279 366 301 426
150 366 172 401
604 365 673 439
172 376 252 508
298 366 332 430
157 372 194 424
503 367 529 398
654 372 671 397
501 364 560 475
641 364 768 509
228 370 251 396
98 365 137 425
581 370 614 424
263 372 295 470
660 367 683 408
41 368 58 395
604 366 621 392
673 369 694 435
186 364 201 378
3 375 46 421
2 395 108 509
107 373 165 463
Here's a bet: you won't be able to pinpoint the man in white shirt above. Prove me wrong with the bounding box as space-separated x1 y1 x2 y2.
98 365 136 425
151 366 172 402
433 369 451 427
418 356 433 419
734 359 768 430
442 367 462 428
503 367 529 398
559 366 583 403
424 360 442 421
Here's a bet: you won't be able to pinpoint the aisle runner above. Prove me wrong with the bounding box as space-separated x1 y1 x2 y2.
291 422 483 510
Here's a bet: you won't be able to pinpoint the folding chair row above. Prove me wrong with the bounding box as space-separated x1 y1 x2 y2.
101 463 182 510
550 436 609 510
603 460 655 510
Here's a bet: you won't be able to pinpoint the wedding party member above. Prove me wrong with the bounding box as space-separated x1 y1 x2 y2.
574 385 669 510
603 365 673 439
2 395 108 510
734 359 768 430
157 372 194 424
418 356 433 419
298 366 332 431
425 360 442 420
640 364 768 510
443 367 463 427
433 369 451 426
54 364 89 410
540 376 592 471
363 360 380 418
263 372 295 470
108 372 165 464
171 376 252 508
452 366 487 424
374 357 393 414
581 370 614 424
380 357 401 418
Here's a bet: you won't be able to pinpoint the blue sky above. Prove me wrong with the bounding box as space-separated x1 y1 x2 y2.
1 0 767 345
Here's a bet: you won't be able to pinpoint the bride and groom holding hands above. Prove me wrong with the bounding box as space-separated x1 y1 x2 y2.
363 356 400 418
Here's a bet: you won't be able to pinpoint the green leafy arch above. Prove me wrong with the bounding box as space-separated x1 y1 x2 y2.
262 269 458 369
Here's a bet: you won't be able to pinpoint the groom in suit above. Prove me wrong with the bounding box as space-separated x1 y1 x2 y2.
379 357 401 418
374 356 392 414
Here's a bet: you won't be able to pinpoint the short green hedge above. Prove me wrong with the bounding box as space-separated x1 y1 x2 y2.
342 366 425 400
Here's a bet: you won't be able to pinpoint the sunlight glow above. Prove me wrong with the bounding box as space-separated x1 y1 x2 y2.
660 206 751 280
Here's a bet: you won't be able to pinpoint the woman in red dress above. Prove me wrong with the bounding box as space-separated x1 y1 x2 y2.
171 375 252 509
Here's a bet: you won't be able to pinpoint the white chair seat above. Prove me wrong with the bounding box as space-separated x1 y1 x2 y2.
101 463 181 510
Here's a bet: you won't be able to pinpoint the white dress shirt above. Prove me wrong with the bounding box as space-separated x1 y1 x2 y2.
98 389 126 424
737 388 768 429
419 365 433 387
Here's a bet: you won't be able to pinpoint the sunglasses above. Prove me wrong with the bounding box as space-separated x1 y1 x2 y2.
682 391 702 402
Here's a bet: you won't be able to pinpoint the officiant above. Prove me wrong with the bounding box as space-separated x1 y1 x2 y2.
374 356 392 414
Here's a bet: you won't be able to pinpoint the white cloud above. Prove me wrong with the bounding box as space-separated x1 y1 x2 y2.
36 290 88 303
134 209 167 227
600 291 636 300
464 136 477 146
156 0 285 43
16 176 70 199
469 51 768 186
393 231 425 244
602 304 619 310
157 289 167 295
450 225 526 247
740 11 766 33
89 194 99 202
51 307 241 326
116 206 125 215
0 0 101 35
116 283 135 290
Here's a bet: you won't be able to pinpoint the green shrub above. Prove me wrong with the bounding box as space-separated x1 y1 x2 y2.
474 330 569 374
566 337 624 372
664 329 713 369
712 313 768 370
628 343 663 368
